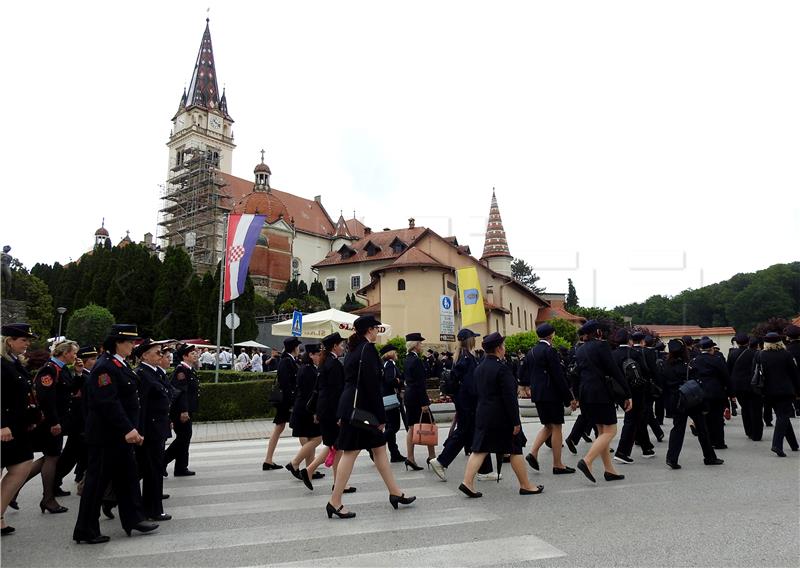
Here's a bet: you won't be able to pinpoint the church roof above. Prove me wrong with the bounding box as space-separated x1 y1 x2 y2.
184 19 231 120
217 172 336 238
481 188 512 260
232 188 290 221
385 247 450 271
313 227 426 267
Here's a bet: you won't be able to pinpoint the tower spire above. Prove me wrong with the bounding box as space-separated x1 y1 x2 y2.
186 19 222 112
481 188 512 275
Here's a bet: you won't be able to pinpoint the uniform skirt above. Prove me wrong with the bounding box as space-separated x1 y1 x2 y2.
580 403 617 426
319 417 340 447
290 408 321 439
31 425 63 457
472 426 514 455
335 419 386 451
1 435 33 468
405 402 431 427
535 401 565 425
273 402 292 425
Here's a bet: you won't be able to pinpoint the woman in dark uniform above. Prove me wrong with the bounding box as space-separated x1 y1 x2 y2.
329 316 415 519
460 333 542 498
381 345 406 463
759 332 800 456
403 333 434 470
1 323 38 536
663 339 721 469
134 339 173 521
287 344 324 490
574 321 632 483
73 324 157 544
731 336 763 441
525 323 576 475
25 339 79 514
262 337 301 470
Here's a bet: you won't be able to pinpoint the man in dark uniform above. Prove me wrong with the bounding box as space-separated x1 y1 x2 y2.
380 344 406 463
613 329 655 463
73 324 157 544
731 336 762 440
690 337 731 449
134 339 173 521
164 344 200 477
638 334 665 442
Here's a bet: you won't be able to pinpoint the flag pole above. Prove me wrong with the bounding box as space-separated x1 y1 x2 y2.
214 213 229 384
230 300 236 362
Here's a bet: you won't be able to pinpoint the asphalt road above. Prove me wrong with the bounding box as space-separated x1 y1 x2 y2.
2 414 799 567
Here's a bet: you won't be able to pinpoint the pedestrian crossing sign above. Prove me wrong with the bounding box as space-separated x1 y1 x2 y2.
291 310 303 337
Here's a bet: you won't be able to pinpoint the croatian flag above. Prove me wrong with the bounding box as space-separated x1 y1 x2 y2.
223 213 265 303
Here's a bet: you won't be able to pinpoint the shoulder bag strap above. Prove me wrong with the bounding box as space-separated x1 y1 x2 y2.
353 343 367 410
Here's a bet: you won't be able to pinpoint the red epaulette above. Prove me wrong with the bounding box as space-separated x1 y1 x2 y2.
112 359 123 368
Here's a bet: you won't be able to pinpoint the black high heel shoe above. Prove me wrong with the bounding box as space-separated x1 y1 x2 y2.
404 459 424 471
458 483 483 498
39 501 68 514
300 468 314 491
389 493 417 509
73 532 110 544
332 485 357 494
1 517 14 536
326 503 356 519
124 521 159 537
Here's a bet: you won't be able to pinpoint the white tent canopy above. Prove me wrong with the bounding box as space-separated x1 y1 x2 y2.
234 340 271 349
271 308 392 340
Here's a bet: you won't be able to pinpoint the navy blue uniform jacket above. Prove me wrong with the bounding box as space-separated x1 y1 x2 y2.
688 352 730 399
403 352 430 408
576 339 630 404
526 341 572 404
337 341 386 424
316 355 344 421
136 363 173 440
85 353 140 445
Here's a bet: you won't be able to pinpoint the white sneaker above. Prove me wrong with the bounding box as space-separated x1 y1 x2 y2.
429 459 447 482
476 472 503 481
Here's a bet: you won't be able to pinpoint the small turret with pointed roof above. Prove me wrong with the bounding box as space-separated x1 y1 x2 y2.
481 188 512 276
334 211 352 238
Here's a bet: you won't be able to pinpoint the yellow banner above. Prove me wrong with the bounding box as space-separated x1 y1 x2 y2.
456 267 486 327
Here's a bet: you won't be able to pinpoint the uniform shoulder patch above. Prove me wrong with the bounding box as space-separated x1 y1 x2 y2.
40 375 54 387
97 373 112 388
112 359 123 368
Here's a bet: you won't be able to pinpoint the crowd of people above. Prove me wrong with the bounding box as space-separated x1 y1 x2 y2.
2 316 798 539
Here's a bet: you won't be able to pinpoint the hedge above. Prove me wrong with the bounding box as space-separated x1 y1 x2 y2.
195 370 276 383
194 379 277 422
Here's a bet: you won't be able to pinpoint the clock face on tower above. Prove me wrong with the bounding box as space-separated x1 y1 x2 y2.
208 115 223 132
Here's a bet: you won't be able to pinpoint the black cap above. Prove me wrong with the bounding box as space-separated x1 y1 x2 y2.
353 315 381 334
536 323 556 337
482 332 505 351
581 320 599 335
304 342 322 354
667 339 685 354
785 325 800 339
733 332 750 344
749 336 761 348
107 324 141 340
631 331 646 342
322 332 344 349
654 340 666 351
764 332 782 344
457 328 480 341
176 343 196 357
614 329 630 344
1 323 38 339
644 335 655 347
405 332 425 342
379 344 397 356
283 337 302 351
133 338 163 358
76 345 98 359
698 337 716 350
681 335 694 345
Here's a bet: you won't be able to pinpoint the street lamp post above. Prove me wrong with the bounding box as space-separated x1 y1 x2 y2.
57 307 67 340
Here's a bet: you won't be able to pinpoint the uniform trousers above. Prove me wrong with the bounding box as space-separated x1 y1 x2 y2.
616 389 653 457
763 401 774 425
736 391 763 441
654 395 665 425
769 398 799 453
73 442 146 537
566 413 595 445
645 398 664 440
140 437 167 518
437 405 493 474
384 408 404 458
704 398 727 447
666 409 717 463
56 433 88 486
165 419 192 472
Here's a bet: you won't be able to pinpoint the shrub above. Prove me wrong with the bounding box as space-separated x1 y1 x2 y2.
194 379 278 422
505 331 571 354
547 318 578 346
195 370 276 383
376 336 407 373
66 304 115 348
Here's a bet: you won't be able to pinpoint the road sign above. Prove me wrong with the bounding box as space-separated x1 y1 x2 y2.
225 312 240 330
291 310 303 337
439 295 455 342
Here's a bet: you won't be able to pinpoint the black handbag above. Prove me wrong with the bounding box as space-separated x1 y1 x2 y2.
269 383 283 405
349 344 380 431
750 353 765 394
678 362 704 412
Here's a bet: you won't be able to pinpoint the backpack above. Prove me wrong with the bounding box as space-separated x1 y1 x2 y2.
622 351 648 389
439 368 455 395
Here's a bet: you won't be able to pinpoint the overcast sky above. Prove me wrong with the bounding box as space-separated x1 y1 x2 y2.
3 1 798 309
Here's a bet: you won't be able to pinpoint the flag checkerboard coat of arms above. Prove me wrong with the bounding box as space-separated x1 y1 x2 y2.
223 214 266 303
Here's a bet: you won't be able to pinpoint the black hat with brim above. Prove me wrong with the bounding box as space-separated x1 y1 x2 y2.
406 332 425 342
353 315 382 334
764 332 782 344
304 342 322 354
322 332 344 348
1 323 38 339
698 338 716 350
283 337 302 351
536 323 556 338
631 331 646 342
667 339 685 354
734 333 750 344
106 324 141 340
457 328 480 341
176 343 196 358
133 338 164 358
379 344 397 356
482 332 505 351
784 325 800 339
76 345 98 359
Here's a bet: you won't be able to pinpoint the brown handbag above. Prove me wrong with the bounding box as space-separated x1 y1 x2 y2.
411 408 438 446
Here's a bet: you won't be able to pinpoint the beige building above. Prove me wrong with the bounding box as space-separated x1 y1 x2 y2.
315 192 548 351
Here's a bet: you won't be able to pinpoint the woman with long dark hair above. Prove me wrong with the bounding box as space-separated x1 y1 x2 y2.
664 339 721 469
286 344 324 490
1 324 38 536
328 316 415 519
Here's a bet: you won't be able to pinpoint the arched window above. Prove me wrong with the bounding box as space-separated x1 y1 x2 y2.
510 303 514 325
397 279 406 291
517 307 521 327
524 310 528 330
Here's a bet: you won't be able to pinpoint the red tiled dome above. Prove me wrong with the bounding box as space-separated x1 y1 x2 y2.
233 190 288 221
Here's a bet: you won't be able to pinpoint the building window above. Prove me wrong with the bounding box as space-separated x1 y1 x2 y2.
510 303 514 325
398 279 406 291
350 275 361 290
530 313 534 329
325 278 336 292
524 310 528 330
496 319 500 332
517 307 521 328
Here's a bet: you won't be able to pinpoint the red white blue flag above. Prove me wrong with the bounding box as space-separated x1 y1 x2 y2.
223 214 265 303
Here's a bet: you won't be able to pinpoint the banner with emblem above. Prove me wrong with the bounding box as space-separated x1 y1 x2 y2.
223 213 266 303
456 267 486 327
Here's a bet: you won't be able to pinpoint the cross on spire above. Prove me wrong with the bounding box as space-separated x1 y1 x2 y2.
260 148 265 163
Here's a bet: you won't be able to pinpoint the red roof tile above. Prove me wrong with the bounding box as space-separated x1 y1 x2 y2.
536 306 586 324
352 303 381 316
386 247 450 270
313 227 427 268
345 218 368 239
639 325 736 337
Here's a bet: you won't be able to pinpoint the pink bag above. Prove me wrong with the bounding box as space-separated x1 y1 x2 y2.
324 446 336 468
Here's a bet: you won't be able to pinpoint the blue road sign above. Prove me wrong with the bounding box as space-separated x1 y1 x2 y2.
291 310 303 337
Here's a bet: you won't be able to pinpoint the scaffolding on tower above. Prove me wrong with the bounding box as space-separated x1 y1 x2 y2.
158 146 232 275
